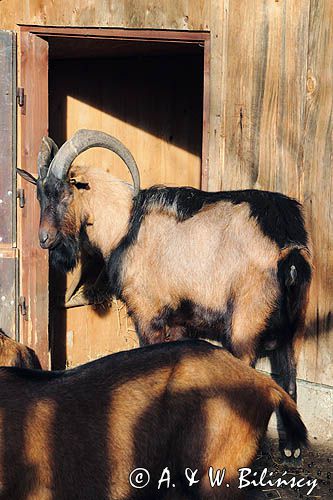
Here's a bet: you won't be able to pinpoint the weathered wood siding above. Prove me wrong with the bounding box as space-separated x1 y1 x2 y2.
0 31 18 337
0 1 331 387
220 1 333 387
0 1 210 31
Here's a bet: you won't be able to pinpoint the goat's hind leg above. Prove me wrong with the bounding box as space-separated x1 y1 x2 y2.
270 341 304 461
270 341 297 400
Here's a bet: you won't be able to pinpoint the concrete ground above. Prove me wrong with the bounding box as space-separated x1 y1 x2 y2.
248 438 332 500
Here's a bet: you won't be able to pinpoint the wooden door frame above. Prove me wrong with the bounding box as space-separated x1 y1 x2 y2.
17 26 211 367
18 31 49 367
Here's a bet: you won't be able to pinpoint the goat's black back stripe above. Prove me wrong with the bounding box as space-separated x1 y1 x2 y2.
107 187 309 297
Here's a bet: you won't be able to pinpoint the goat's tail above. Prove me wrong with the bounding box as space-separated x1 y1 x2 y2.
270 382 308 456
277 247 312 324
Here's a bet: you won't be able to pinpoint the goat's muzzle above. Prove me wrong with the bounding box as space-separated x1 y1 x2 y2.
39 226 60 249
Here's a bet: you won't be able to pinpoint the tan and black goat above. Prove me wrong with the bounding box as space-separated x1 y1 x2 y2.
18 130 312 457
0 340 307 500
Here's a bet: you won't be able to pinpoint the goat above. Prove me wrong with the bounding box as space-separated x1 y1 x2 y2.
0 340 307 500
0 329 41 369
17 130 312 458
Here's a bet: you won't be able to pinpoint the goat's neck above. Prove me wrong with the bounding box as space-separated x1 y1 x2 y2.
78 178 133 260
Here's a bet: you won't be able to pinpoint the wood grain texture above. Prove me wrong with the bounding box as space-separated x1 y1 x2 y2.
0 31 18 338
299 0 333 385
206 0 227 191
0 31 16 246
0 1 210 31
222 0 310 193
0 249 18 337
19 32 50 368
222 0 332 386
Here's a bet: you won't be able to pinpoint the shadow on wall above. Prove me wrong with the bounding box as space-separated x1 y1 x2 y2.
49 54 204 159
305 312 332 340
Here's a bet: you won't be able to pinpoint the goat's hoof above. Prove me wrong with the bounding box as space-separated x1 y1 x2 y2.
282 444 302 464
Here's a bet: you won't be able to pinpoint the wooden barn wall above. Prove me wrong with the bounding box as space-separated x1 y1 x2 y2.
220 0 333 388
0 1 210 31
0 1 332 386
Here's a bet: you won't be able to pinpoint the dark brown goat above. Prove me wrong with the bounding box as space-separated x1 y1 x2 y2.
17 130 312 458
0 341 307 500
0 329 41 369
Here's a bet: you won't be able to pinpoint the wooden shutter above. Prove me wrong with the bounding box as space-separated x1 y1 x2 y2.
0 31 18 339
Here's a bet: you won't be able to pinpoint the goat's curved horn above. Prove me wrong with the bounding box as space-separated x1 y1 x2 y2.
48 129 140 195
38 136 59 179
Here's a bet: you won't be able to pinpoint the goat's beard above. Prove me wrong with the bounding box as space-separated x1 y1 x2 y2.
49 234 80 272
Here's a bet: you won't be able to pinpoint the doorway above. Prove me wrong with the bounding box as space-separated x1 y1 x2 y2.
18 27 210 368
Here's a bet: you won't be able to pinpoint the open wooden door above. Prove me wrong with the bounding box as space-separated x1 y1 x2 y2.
17 31 49 367
0 31 18 339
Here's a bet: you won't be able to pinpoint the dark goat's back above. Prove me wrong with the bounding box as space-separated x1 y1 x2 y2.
0 340 306 500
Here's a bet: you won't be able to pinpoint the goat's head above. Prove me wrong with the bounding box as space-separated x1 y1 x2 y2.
17 130 140 269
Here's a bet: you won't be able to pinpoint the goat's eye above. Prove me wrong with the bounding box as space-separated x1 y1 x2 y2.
75 181 90 190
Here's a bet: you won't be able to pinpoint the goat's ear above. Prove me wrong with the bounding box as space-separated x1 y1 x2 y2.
69 175 90 190
16 168 37 185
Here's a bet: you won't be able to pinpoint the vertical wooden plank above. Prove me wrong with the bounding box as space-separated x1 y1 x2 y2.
0 30 17 338
201 37 211 190
0 31 16 246
207 0 228 191
298 0 333 385
222 0 269 189
257 0 311 198
19 31 49 367
0 249 18 337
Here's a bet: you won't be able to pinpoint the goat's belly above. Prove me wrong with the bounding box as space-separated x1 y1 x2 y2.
148 298 233 346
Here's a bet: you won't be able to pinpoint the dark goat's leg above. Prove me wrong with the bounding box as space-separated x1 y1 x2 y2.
271 342 297 401
270 342 303 460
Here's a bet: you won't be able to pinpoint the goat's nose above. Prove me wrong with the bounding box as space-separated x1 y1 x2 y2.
39 230 49 245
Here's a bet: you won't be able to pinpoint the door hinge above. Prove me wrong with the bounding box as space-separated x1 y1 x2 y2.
17 188 25 208
18 296 28 320
17 87 25 107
